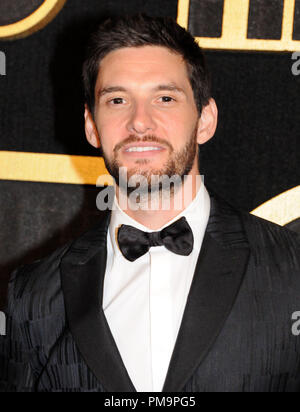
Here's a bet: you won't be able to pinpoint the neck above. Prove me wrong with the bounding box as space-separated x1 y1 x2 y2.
115 170 202 230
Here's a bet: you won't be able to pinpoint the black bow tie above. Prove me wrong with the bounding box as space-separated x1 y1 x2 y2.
117 216 194 262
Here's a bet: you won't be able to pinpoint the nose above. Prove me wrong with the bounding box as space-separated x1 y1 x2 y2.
126 101 156 135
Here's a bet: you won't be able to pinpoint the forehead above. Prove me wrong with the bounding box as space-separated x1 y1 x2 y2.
96 46 190 89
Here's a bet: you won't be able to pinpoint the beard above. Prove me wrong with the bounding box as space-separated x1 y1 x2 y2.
100 126 198 198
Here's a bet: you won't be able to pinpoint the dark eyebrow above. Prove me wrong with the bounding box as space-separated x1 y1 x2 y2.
97 83 186 100
97 86 127 99
153 84 185 94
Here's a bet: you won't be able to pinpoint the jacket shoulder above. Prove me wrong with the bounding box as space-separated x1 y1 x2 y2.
242 210 300 246
241 211 300 269
4 243 73 335
8 243 72 304
209 188 300 269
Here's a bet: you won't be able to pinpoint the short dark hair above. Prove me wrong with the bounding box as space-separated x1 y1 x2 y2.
82 14 211 115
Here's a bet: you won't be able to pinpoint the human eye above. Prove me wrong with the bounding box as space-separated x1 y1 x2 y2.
158 96 176 103
108 97 126 105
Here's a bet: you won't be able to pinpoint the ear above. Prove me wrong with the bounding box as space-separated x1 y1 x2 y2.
196 98 218 145
84 104 101 148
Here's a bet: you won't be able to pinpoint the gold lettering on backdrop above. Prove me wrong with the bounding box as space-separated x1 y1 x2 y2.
0 0 67 40
251 186 300 226
177 0 300 52
0 151 112 186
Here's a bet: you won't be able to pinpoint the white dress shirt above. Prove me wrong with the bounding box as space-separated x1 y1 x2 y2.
102 183 211 392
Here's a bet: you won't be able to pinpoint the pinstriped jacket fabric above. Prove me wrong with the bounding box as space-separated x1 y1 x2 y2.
0 192 300 392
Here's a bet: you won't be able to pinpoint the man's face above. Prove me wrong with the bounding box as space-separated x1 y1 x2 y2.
89 46 201 189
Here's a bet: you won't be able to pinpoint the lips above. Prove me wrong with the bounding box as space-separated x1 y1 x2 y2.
121 142 166 158
123 142 165 152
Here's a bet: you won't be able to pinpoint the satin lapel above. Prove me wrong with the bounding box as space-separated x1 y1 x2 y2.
162 196 250 392
60 211 136 392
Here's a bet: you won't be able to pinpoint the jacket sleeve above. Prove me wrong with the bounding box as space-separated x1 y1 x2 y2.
0 267 37 392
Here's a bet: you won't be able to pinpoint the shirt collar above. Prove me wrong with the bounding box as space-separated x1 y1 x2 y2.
109 181 211 257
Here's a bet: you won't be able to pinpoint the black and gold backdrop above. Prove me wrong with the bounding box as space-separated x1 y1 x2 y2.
0 0 300 308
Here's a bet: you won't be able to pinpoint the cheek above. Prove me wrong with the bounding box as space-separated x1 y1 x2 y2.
95 118 126 153
96 107 128 134
161 107 197 128
162 113 196 146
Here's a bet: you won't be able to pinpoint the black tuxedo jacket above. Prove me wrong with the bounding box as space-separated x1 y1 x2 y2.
1 192 300 392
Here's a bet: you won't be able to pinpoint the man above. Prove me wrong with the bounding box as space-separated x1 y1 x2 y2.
1 14 300 392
